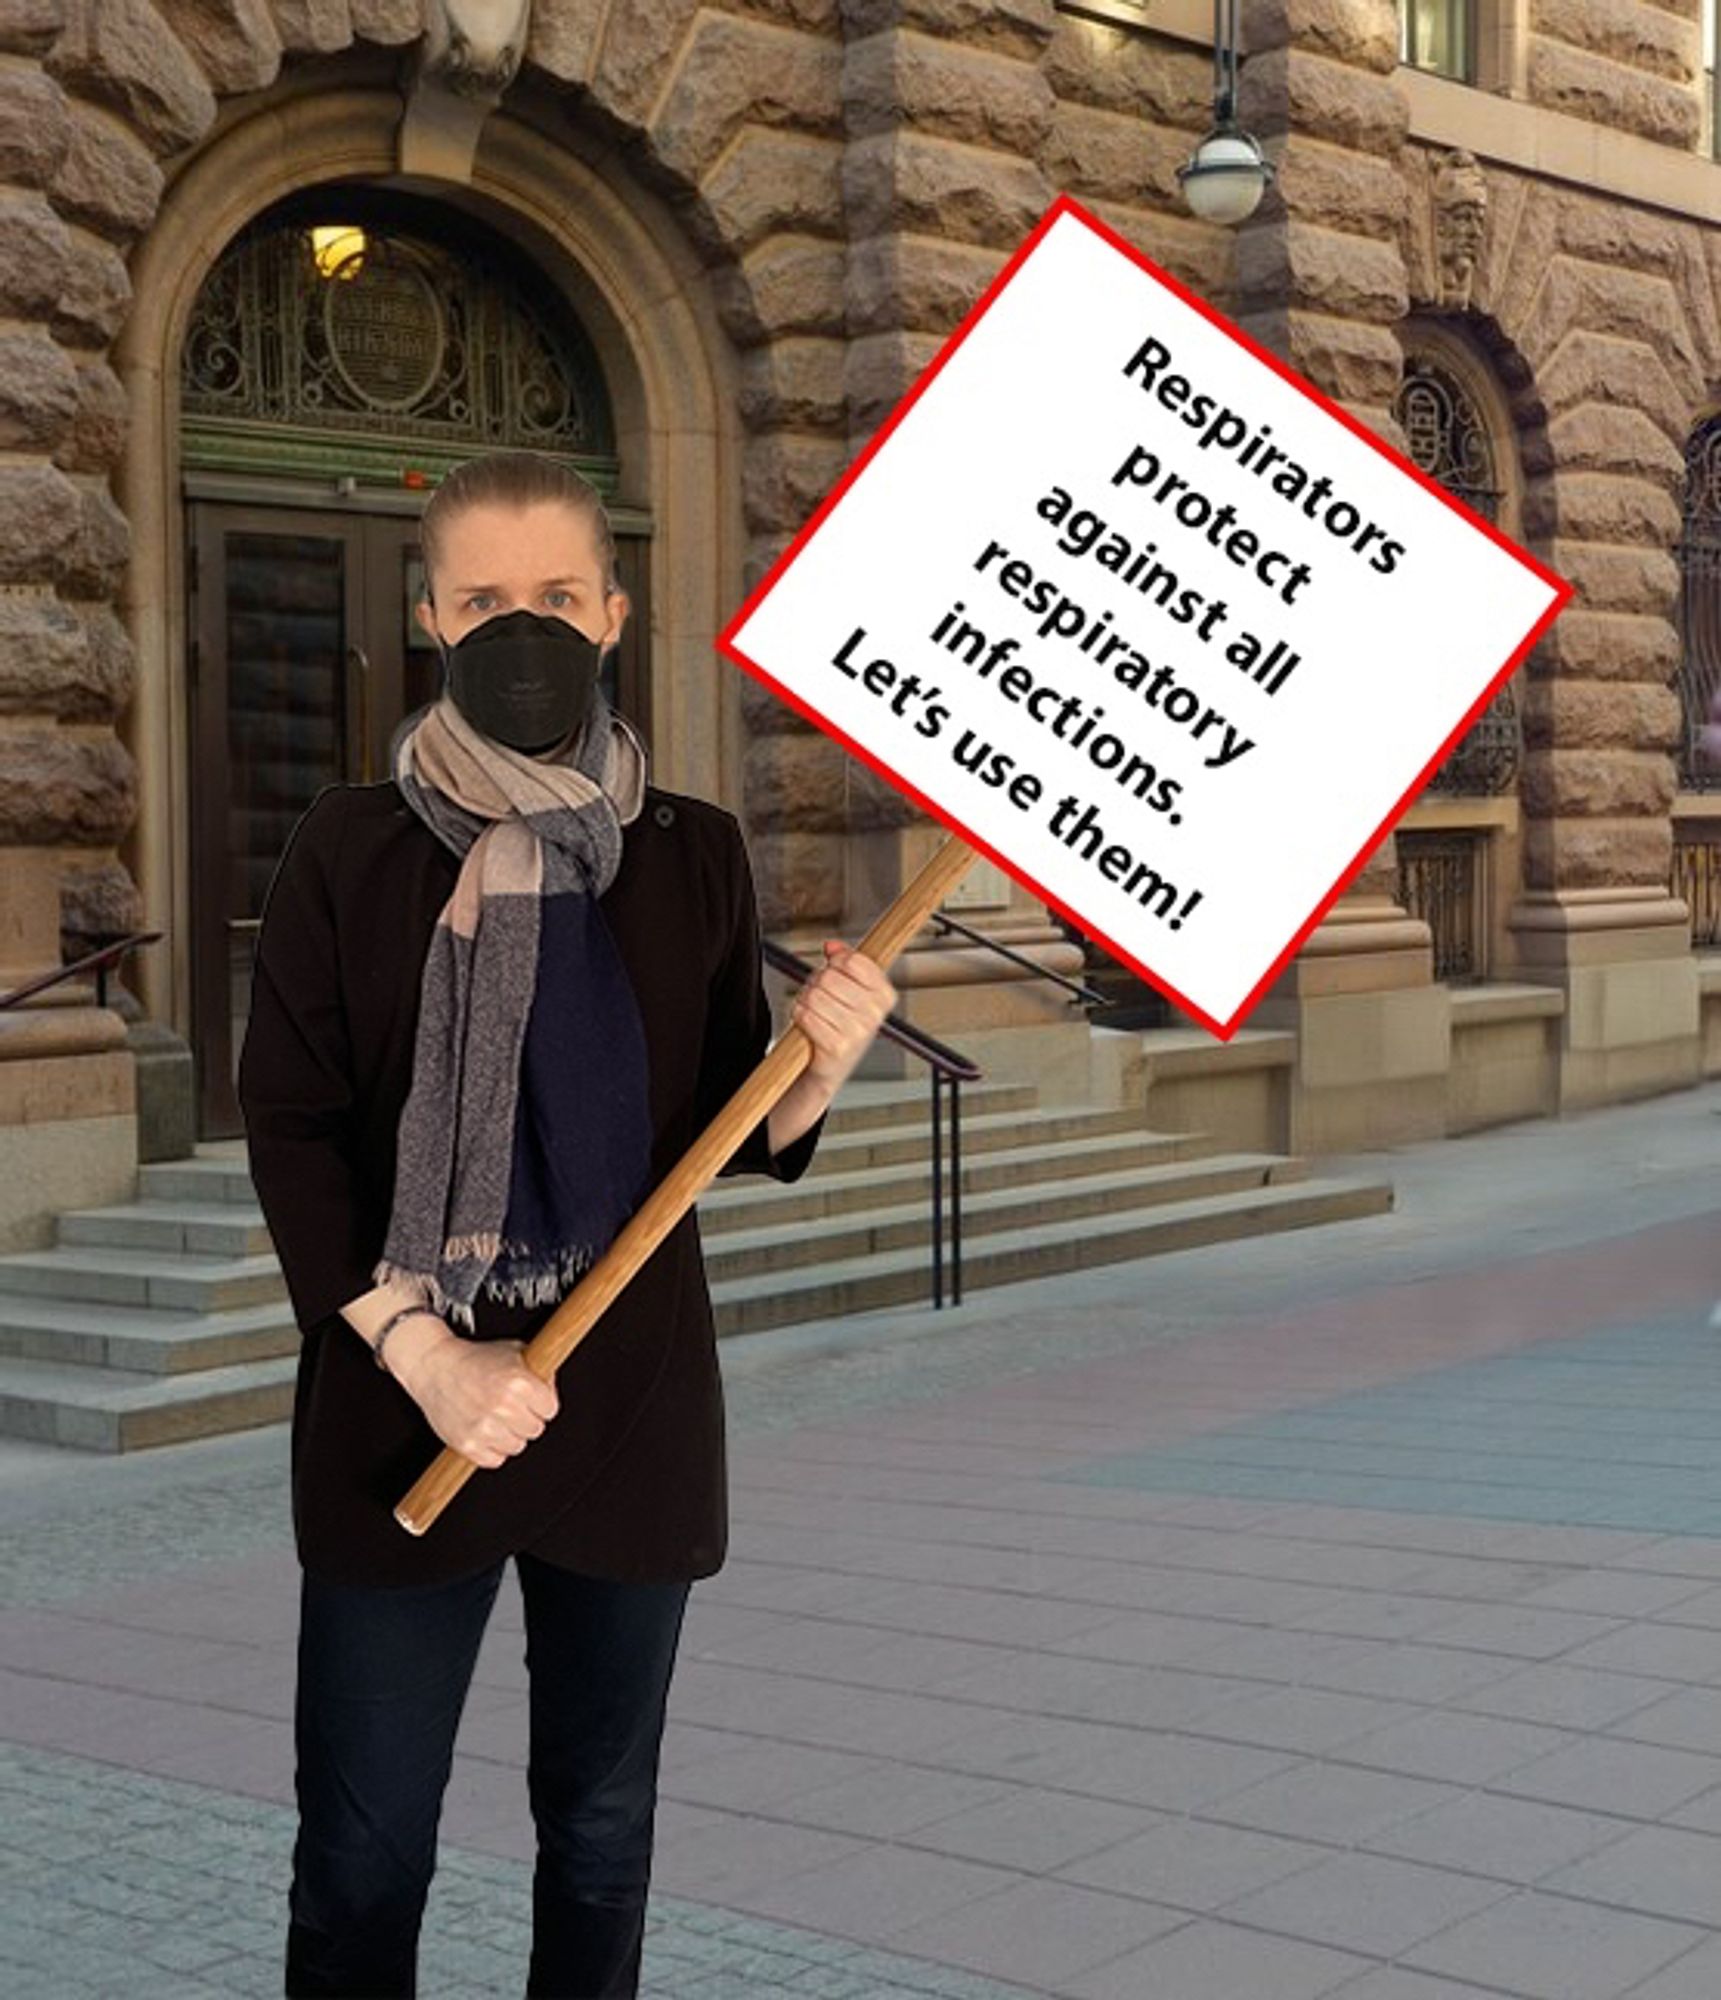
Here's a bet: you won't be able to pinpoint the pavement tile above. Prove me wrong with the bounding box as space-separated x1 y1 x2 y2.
1184 1684 1420 1754
1605 1685 1721 1753
1217 1850 1512 1957
1453 1662 1672 1731
1408 1604 1626 1660
1495 1737 1721 1820
1401 1890 1705 2000
767 1764 1017 1842
1299 1642 1519 1705
890 1878 1186 1988
1335 1709 1574 1785
732 1844 1021 1946
1622 1936 1721 1998
1052 1916 1369 2000
1324 1974 1523 1999
1363 1789 1637 1884
1559 1621 1721 1681
904 1787 1160 1873
1213 1762 1467 1844
1538 1825 1721 1927
1513 1571 1715 1619
651 1812 873 1904
661 1741 881 1812
1058 1818 1330 1911
933 1713 1295 1810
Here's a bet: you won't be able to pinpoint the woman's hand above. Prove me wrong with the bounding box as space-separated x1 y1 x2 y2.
790 940 898 1096
392 1332 560 1470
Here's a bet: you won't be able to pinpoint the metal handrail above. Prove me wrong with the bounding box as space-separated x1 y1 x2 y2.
928 908 1112 1008
0 929 164 1013
763 935 975 1309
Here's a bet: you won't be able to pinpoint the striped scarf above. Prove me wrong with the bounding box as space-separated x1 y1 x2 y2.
372 687 655 1332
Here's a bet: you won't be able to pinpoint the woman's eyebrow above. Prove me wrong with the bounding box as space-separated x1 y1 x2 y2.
455 576 589 593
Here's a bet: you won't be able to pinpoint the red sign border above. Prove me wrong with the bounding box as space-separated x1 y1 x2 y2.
717 192 1575 1041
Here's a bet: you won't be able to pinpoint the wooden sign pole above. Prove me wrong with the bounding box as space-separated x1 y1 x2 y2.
396 829 981 1537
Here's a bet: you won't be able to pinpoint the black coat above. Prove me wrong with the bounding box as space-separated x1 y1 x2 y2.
237 779 825 1588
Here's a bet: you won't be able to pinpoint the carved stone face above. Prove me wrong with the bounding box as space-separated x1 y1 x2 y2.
426 0 533 99
1433 151 1488 304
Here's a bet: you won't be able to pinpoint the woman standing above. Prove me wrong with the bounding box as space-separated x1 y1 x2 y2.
238 451 897 1998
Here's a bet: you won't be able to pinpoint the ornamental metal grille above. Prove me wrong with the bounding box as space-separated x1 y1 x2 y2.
1396 830 1484 983
1677 416 1721 792
1391 352 1522 796
182 216 613 456
1672 832 1721 946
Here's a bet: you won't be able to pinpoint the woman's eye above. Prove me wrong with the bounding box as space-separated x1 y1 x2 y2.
466 593 494 611
544 590 571 609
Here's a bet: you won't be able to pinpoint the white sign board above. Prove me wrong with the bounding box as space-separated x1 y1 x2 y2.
720 197 1571 1038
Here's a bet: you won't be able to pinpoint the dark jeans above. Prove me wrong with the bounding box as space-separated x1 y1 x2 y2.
285 1552 691 2000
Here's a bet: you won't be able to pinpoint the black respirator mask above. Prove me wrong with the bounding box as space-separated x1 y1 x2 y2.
435 607 606 756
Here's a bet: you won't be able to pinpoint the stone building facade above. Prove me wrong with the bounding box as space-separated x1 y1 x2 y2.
1 0 1720 1245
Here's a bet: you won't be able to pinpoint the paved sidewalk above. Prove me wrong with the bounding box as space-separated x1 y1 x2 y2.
7 1082 1721 1996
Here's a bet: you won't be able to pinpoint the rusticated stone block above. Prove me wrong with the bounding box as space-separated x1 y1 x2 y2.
1523 471 1678 546
592 0 700 128
843 326 943 437
693 129 842 260
525 0 601 81
651 12 839 185
0 191 71 320
1520 747 1675 818
839 0 1054 62
0 0 66 56
741 430 847 534
58 481 130 599
723 1 840 31
738 337 846 431
739 667 804 730
1547 538 1679 615
1523 814 1668 888
349 0 420 43
0 330 79 451
157 0 283 93
56 357 128 474
0 728 136 844
1552 188 1690 276
1548 404 1683 486
60 853 143 951
1083 198 1231 303
53 226 131 345
66 602 136 719
749 827 843 929
1530 0 1697 85
1041 100 1192 210
846 755 921 829
1523 679 1680 752
0 63 71 186
1526 36 1699 147
1246 0 1400 72
845 233 1002 337
0 592 86 715
52 101 164 241
46 0 216 154
1271 132 1406 237
271 0 352 52
1240 46 1409 153
1520 262 1700 389
711 233 845 345
1535 605 1678 682
0 464 82 582
842 128 1051 248
1236 219 1407 324
845 26 1054 155
747 730 851 830
1537 329 1685 436
1236 310 1402 401
1044 16 1210 128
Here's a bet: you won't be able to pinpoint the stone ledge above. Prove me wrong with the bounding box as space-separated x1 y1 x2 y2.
1449 981 1569 1027
1134 1026 1299 1077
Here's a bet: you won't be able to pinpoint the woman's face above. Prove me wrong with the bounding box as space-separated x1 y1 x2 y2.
413 500 628 652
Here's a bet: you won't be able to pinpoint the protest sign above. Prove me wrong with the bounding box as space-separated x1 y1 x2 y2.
719 194 1571 1038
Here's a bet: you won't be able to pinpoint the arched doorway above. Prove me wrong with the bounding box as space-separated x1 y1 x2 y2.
180 185 651 1137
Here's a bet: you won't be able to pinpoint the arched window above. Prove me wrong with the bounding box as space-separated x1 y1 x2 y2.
1678 415 1721 793
1391 347 1522 796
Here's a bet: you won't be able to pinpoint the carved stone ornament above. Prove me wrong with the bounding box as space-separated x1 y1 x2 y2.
423 0 533 102
401 1 534 182
1432 149 1488 312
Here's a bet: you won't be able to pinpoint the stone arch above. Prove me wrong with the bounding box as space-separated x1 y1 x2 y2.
116 84 743 1033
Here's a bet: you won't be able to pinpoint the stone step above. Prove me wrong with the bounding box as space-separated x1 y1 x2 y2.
709 1176 1393 1337
759 1101 1158 1174
0 1352 299 1452
700 1153 1311 1279
0 1245 286 1313
59 1200 273 1259
695 1127 1208 1229
0 1297 300 1376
